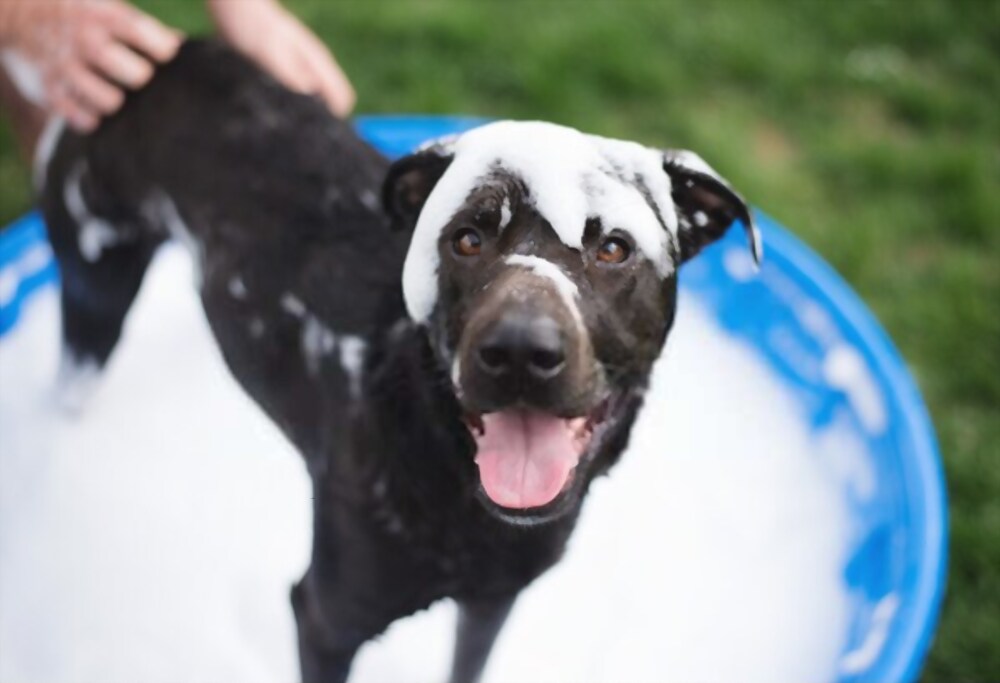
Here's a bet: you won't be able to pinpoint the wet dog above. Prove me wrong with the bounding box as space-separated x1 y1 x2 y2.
38 39 759 683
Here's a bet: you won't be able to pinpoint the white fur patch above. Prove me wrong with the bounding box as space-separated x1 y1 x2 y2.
402 121 680 322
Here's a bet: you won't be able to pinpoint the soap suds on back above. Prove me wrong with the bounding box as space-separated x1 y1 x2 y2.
228 275 248 300
64 162 119 263
33 117 66 192
338 335 366 397
280 292 307 318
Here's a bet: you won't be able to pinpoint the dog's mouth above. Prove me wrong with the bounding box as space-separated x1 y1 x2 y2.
463 399 611 512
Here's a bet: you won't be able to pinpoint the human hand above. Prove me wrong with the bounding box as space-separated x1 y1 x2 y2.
208 0 355 117
0 0 181 132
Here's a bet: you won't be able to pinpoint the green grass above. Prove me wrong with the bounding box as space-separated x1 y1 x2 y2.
1 0 997 679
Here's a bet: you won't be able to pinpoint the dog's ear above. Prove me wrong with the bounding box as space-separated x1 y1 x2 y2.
663 151 761 265
382 148 454 231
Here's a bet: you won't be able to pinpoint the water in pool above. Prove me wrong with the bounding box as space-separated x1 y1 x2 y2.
0 246 856 682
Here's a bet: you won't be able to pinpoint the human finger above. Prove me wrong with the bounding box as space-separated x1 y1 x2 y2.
46 78 99 132
269 49 315 96
82 34 155 90
99 0 182 63
64 60 125 115
303 44 356 117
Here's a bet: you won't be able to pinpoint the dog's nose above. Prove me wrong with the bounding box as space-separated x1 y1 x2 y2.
476 312 566 381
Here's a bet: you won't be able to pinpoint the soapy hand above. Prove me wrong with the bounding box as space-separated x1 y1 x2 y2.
0 0 181 132
0 0 355 134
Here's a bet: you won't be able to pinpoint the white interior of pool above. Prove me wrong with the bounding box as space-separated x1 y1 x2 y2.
0 246 856 683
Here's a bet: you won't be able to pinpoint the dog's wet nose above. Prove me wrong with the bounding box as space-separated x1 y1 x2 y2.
476 312 566 381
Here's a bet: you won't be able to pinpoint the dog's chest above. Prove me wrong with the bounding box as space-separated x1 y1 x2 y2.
361 491 573 600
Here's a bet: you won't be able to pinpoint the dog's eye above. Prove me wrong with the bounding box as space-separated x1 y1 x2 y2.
452 228 482 257
597 237 630 264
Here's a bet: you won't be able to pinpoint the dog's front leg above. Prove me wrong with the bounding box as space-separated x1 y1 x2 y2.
297 639 356 683
448 594 517 683
291 579 364 683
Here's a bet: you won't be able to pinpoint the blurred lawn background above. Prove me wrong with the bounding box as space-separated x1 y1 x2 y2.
0 0 996 680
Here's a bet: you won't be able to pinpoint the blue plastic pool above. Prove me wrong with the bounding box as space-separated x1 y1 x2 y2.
0 115 947 682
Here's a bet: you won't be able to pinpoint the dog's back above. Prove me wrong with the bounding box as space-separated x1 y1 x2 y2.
39 39 403 461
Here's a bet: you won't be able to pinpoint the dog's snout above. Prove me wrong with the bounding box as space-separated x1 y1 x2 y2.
476 312 566 381
458 268 598 416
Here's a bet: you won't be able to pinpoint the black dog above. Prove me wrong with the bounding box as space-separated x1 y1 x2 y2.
38 39 759 683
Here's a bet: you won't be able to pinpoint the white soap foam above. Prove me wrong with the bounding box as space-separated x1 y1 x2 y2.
64 162 120 263
0 246 853 682
0 248 312 683
403 121 684 322
33 116 66 192
504 254 582 327
0 49 46 106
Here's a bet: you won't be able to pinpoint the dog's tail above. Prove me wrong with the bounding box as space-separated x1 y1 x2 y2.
38 125 165 411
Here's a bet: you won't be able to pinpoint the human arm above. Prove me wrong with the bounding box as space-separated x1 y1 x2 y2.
207 0 355 117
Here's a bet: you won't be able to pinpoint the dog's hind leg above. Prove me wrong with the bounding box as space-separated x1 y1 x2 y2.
42 159 161 409
54 239 159 402
448 595 517 683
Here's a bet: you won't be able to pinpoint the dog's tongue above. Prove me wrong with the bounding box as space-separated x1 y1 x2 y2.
473 411 585 509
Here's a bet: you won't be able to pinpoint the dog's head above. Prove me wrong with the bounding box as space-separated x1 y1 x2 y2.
384 121 759 525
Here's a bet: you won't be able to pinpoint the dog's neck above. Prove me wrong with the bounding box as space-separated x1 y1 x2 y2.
333 321 476 518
